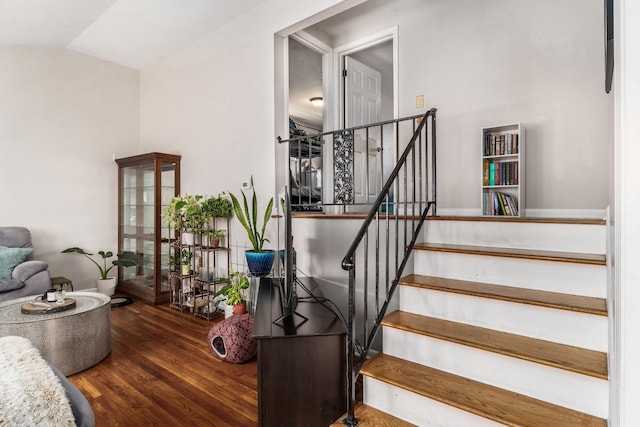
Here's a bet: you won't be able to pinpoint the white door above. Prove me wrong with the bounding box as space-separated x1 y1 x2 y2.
344 56 382 204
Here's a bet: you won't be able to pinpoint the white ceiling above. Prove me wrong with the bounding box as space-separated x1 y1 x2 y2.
0 0 268 70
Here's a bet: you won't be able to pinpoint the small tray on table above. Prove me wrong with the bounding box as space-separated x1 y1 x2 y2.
21 298 76 315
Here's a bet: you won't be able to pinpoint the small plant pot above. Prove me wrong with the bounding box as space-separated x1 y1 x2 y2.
96 277 117 296
232 302 247 315
181 264 191 275
181 232 195 246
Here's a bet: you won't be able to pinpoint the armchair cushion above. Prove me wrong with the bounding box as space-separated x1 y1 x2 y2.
0 278 25 292
0 246 33 279
12 260 48 282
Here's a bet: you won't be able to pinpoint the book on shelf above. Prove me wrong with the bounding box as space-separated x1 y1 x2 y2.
485 191 519 216
483 160 489 186
483 132 519 156
500 192 514 216
489 162 495 186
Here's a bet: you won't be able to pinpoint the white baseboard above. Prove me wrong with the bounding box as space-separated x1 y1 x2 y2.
434 208 607 219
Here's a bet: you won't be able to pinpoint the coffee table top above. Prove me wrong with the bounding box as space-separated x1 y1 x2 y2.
0 292 110 324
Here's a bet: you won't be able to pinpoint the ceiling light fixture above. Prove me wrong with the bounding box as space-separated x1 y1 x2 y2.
309 97 323 107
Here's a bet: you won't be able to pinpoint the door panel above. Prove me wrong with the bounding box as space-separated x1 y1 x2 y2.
344 56 382 206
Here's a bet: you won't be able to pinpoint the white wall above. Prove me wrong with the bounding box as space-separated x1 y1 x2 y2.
616 0 640 424
139 0 364 254
313 0 613 215
0 47 139 289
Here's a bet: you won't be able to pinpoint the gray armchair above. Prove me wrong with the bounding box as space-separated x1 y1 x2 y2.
0 227 51 302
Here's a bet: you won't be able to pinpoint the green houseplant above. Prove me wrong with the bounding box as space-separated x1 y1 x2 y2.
161 195 187 231
181 249 193 275
61 247 138 296
230 176 275 276
201 192 233 219
215 270 249 314
182 194 205 232
205 229 226 247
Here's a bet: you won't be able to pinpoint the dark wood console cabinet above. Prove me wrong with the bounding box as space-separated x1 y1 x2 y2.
253 278 346 427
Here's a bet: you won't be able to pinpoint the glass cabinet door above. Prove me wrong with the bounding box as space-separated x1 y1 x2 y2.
117 153 180 305
121 164 156 286
160 162 176 293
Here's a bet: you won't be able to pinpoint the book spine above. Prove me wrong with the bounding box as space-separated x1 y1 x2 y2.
489 162 495 186
483 160 489 186
508 194 517 216
500 192 512 216
483 192 489 215
496 192 506 215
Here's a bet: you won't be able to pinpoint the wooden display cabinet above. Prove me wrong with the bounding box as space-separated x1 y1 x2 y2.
116 152 181 305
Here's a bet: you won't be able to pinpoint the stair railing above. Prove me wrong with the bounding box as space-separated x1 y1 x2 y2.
340 108 437 426
278 109 437 425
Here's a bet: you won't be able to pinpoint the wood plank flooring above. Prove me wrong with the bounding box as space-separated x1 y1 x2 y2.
67 299 258 427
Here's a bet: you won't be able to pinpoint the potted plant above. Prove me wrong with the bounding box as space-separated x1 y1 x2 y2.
230 176 275 276
181 249 193 275
215 270 249 315
201 192 233 220
181 194 205 245
204 229 225 247
162 196 185 232
61 247 138 296
169 253 180 272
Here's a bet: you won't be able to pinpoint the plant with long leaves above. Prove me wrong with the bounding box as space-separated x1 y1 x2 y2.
61 247 138 280
229 176 274 253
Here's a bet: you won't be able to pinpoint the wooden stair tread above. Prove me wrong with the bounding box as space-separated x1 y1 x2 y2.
330 403 416 427
382 311 608 379
361 353 607 427
413 242 606 265
399 274 607 316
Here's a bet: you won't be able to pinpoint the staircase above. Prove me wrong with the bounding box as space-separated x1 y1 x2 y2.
334 216 609 426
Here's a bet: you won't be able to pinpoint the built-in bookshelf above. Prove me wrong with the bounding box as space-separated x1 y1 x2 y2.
481 123 525 217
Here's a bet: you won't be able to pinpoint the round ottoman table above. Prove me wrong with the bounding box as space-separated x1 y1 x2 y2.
0 292 111 375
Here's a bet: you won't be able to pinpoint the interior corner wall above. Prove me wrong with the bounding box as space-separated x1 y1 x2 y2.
138 0 360 252
0 47 139 289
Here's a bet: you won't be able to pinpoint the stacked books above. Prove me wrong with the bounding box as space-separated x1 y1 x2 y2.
483 191 519 216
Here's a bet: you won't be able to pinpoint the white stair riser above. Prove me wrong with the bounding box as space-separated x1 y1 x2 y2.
364 376 503 427
413 251 607 298
424 220 605 254
399 285 608 351
383 328 609 418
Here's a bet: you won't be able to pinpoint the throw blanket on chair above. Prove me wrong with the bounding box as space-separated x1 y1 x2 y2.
0 336 75 426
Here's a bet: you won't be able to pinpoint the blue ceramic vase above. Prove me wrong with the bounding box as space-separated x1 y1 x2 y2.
245 250 275 277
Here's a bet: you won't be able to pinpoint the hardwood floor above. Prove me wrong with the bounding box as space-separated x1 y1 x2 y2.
67 298 258 426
